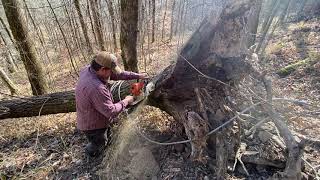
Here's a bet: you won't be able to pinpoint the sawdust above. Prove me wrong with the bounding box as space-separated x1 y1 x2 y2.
98 100 166 179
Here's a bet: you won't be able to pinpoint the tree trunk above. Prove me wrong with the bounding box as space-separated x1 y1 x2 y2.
47 0 78 76
147 0 260 169
0 16 15 44
0 36 17 73
161 0 168 40
74 0 93 54
0 91 75 119
0 68 17 95
89 0 106 51
256 0 280 53
106 0 118 51
151 0 156 43
0 79 135 120
247 0 262 47
169 0 176 40
2 50 17 73
297 0 308 19
87 0 98 45
2 0 48 95
259 0 276 34
120 0 139 72
279 0 292 26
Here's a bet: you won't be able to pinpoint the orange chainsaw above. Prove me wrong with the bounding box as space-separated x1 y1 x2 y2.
130 80 147 105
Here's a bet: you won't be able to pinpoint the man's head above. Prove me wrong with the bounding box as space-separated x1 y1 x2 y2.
91 51 122 79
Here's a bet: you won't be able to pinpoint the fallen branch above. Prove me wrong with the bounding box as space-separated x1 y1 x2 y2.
261 76 303 179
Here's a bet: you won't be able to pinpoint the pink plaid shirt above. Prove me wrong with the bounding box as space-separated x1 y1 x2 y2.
75 66 140 131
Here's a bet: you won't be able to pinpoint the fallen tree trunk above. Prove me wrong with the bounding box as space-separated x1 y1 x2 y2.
0 80 135 120
0 90 76 119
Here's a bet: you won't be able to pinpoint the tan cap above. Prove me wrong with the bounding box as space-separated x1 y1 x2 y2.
94 51 122 74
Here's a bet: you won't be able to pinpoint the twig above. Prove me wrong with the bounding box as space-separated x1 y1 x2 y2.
207 102 262 136
261 75 303 178
35 97 50 150
245 117 268 137
233 143 250 176
302 157 320 179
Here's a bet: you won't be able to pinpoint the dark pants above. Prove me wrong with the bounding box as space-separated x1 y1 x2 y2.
83 128 107 157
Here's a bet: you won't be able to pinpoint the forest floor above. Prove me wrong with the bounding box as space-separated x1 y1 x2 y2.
0 17 319 179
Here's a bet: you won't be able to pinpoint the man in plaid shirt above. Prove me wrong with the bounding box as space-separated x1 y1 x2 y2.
75 51 146 157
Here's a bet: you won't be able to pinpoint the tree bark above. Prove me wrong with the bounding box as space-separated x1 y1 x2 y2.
120 0 139 72
0 16 15 44
2 0 48 95
0 68 17 95
87 0 98 45
151 0 156 43
89 0 106 51
106 0 118 51
279 0 292 26
247 0 262 47
256 0 281 53
169 0 176 40
0 91 75 119
0 79 134 120
74 0 93 54
297 0 308 19
161 0 168 40
47 0 78 76
0 36 17 73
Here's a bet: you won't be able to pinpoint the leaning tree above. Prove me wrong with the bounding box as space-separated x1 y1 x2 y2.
2 0 48 95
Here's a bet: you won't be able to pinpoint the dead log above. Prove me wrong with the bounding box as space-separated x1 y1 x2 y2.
0 90 75 119
0 80 134 120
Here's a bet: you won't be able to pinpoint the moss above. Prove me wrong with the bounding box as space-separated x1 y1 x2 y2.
277 58 310 77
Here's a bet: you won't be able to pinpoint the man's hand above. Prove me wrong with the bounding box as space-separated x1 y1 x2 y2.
124 95 134 105
138 73 149 79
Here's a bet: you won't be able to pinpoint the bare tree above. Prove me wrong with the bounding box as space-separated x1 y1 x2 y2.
89 0 106 51
151 0 156 43
2 0 48 95
256 0 281 53
106 0 118 51
161 0 168 40
47 0 78 76
247 0 263 47
297 0 308 19
74 0 93 54
120 0 139 72
0 16 14 44
169 0 176 40
86 0 98 45
0 68 17 95
0 34 17 73
279 0 292 26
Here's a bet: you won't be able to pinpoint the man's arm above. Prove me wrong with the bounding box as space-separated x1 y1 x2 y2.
90 85 129 119
110 71 141 81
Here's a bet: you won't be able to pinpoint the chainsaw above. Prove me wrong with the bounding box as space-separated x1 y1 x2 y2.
130 80 148 105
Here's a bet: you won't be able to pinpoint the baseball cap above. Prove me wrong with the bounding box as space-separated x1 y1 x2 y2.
94 51 122 74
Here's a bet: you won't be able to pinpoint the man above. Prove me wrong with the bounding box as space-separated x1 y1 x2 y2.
75 51 146 157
